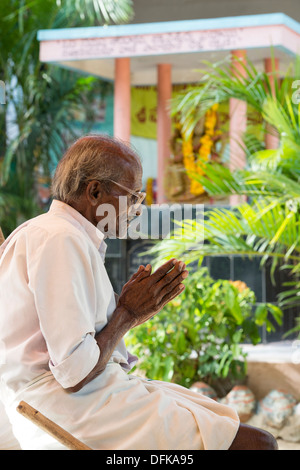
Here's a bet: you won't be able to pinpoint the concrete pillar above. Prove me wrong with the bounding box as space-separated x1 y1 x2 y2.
229 50 247 206
264 57 280 149
114 58 131 142
157 63 172 204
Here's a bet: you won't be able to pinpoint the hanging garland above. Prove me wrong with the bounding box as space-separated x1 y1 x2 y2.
182 104 219 196
145 177 154 205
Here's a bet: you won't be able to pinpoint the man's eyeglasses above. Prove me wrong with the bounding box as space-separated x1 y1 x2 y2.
105 178 146 209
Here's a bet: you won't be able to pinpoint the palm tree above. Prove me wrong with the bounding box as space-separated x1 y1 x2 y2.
148 55 300 332
0 0 134 235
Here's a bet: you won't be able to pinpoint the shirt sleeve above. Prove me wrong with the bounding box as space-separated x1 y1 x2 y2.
28 229 100 389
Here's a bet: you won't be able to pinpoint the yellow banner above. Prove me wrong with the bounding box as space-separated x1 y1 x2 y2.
131 85 195 139
131 86 158 139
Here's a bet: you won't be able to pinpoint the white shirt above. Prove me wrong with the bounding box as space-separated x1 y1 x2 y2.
0 200 137 394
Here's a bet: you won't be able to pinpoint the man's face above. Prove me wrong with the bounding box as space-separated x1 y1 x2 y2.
95 161 143 239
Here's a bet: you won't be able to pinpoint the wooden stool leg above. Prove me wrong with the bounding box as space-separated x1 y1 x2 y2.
17 401 92 450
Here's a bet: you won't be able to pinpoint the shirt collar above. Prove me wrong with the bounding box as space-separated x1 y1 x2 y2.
49 200 107 259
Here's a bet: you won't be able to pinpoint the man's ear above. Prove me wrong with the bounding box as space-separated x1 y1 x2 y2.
86 180 103 206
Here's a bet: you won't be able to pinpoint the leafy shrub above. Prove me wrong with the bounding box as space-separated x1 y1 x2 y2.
126 267 282 394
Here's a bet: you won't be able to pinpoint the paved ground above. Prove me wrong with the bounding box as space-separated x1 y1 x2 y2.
278 439 300 450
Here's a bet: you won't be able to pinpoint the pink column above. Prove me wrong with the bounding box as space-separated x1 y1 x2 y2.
264 57 280 149
157 63 172 204
229 50 247 206
114 58 131 142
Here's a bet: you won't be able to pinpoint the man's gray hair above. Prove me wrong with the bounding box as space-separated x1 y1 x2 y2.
51 134 141 203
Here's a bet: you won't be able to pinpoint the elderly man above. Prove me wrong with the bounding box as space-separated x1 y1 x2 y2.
0 135 277 450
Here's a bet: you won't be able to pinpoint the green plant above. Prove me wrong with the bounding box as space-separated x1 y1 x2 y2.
126 268 282 394
0 0 134 236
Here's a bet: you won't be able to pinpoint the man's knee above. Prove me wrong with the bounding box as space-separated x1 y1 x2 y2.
229 424 278 450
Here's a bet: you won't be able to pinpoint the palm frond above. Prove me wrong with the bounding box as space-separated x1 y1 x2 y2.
172 54 299 138
149 200 300 281
4 0 134 29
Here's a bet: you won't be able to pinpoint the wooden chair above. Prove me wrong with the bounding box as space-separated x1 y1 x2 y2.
0 226 91 450
17 402 92 450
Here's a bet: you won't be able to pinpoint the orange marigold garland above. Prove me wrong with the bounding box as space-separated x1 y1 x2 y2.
182 104 219 196
145 177 154 205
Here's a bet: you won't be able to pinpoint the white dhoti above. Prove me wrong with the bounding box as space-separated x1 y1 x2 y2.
0 401 21 450
3 363 239 451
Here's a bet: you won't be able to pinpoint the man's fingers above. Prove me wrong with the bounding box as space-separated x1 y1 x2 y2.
136 264 152 280
150 261 188 296
159 260 187 286
124 265 146 287
128 265 144 281
160 270 188 296
135 265 144 275
149 258 177 284
158 282 185 309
